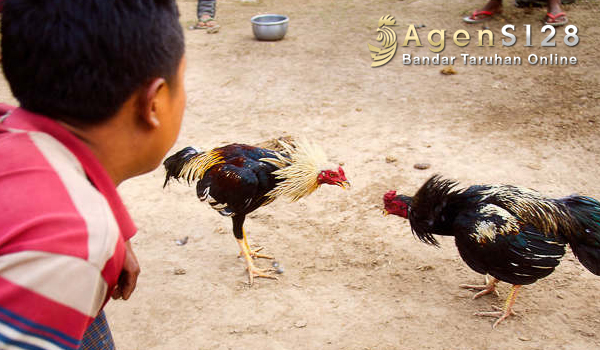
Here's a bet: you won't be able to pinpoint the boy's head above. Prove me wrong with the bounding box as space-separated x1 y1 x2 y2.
1 0 185 128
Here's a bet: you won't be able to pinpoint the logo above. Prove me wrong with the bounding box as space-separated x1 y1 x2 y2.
367 15 398 68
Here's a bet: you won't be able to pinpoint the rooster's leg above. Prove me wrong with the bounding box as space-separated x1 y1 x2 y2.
474 284 521 328
237 229 273 259
237 238 278 285
460 275 500 299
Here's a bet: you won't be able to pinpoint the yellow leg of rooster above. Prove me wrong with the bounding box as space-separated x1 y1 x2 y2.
460 275 500 299
237 228 273 259
236 236 278 285
474 284 521 328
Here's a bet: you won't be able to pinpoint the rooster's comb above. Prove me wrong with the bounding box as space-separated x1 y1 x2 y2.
383 190 397 203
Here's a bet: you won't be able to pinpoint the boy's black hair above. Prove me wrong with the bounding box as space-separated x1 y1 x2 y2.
1 0 185 126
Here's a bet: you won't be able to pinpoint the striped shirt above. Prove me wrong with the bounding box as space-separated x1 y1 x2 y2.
0 105 136 350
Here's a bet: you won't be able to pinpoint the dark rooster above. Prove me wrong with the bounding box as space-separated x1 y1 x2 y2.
383 175 600 327
163 138 349 284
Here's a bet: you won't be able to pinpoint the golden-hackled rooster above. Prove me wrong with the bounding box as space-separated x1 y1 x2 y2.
163 138 349 284
384 175 600 327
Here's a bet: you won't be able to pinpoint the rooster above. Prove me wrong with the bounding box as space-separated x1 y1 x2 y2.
383 175 600 327
163 138 349 284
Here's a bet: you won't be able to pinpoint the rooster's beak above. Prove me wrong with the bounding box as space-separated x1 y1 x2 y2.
337 181 351 190
382 209 389 216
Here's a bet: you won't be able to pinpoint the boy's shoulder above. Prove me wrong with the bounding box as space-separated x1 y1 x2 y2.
0 108 122 266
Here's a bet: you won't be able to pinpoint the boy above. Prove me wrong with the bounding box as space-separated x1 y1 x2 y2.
0 0 186 348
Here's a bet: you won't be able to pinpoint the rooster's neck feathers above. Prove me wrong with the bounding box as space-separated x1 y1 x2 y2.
179 150 224 184
478 185 575 235
408 175 462 245
261 138 333 202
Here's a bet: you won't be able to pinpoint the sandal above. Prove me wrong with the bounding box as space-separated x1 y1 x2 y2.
206 22 220 34
463 10 501 23
545 12 568 26
190 21 208 30
201 16 221 33
190 16 220 32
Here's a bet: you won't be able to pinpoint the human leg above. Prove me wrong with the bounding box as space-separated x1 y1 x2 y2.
78 311 115 350
193 0 219 32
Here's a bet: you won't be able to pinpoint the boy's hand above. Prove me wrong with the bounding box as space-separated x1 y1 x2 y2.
112 240 140 300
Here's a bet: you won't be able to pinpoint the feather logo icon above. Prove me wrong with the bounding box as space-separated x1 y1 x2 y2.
367 15 398 68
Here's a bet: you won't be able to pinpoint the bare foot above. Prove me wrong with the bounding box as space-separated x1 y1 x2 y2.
547 0 563 14
464 0 503 23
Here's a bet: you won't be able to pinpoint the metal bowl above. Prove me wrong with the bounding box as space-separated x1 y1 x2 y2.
251 14 289 41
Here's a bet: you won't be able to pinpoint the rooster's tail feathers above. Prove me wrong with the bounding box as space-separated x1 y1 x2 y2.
162 146 202 188
560 195 600 275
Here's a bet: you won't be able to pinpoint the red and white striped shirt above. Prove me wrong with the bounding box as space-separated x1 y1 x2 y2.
0 104 136 349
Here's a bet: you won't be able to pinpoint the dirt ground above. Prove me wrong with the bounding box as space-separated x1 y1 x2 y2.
3 0 600 349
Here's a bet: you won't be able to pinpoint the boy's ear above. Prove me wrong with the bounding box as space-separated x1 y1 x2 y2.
139 77 166 128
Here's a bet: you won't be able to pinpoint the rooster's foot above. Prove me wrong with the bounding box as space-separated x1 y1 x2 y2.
474 284 521 329
474 306 517 329
246 264 279 285
237 238 278 285
238 246 273 260
460 275 500 299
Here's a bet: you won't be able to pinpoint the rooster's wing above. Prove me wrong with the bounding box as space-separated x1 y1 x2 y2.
453 203 566 285
196 155 279 216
